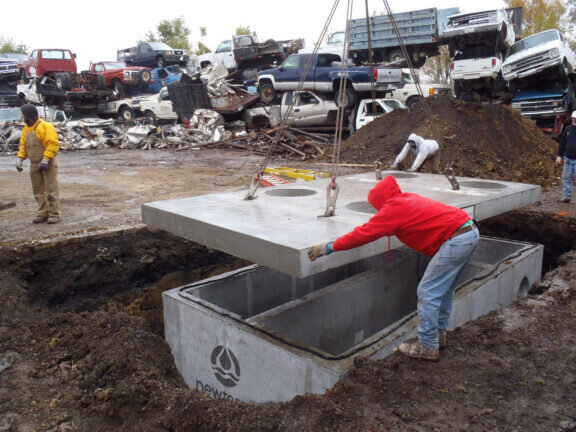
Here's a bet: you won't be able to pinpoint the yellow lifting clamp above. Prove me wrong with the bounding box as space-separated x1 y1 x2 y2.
265 167 331 182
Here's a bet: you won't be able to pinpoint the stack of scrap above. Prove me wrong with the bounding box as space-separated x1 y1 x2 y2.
205 126 332 160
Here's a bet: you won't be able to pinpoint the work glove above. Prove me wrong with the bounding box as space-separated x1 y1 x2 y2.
389 163 398 170
307 242 334 262
556 156 563 166
39 159 49 172
407 167 416 172
16 158 24 172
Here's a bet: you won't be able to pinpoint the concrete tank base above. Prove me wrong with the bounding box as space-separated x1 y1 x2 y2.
163 236 543 403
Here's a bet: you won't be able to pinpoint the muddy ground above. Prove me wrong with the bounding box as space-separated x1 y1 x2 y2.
1 97 576 432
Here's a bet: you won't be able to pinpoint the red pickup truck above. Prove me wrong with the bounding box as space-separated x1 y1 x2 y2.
89 61 153 97
18 48 105 91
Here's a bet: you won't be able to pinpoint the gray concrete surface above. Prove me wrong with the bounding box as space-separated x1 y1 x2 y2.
143 172 541 277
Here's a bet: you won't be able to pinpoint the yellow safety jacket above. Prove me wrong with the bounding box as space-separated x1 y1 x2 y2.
18 119 59 160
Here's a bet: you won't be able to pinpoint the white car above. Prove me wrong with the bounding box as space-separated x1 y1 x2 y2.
139 87 178 125
501 29 576 83
355 98 406 130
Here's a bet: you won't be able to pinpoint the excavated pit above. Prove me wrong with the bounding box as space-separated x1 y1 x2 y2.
0 211 574 340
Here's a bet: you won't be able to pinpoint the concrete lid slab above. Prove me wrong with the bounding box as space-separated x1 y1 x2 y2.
141 172 540 277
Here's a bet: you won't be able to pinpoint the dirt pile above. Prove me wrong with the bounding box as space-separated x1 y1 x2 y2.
341 95 560 187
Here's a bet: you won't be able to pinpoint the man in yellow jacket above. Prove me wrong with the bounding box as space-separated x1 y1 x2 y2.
16 104 61 224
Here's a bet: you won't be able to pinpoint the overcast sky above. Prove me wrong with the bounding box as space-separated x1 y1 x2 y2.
2 0 504 70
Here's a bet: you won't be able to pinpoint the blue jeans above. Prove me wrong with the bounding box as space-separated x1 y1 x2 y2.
562 157 576 199
417 227 479 350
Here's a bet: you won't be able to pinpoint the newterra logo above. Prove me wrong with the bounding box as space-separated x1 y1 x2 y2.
195 345 242 401
210 345 241 387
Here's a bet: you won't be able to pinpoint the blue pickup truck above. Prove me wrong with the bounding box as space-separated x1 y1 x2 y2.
256 53 403 108
117 42 189 69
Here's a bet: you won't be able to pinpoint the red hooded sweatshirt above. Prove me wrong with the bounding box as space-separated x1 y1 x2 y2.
332 176 471 257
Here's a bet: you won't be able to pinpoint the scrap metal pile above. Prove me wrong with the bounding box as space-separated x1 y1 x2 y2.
0 113 334 160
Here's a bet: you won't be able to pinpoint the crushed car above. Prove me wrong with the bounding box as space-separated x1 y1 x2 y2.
245 90 339 129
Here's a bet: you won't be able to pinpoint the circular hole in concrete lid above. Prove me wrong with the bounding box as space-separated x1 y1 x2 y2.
264 188 318 197
387 172 419 179
346 201 377 214
459 180 508 189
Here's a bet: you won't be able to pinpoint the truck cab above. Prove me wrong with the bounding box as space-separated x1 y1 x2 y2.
19 49 77 82
502 29 575 85
385 70 451 107
445 9 516 56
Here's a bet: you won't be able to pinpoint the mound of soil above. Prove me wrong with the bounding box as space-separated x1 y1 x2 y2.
341 95 560 187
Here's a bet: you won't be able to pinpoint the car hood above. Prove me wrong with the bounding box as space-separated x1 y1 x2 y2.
504 40 560 66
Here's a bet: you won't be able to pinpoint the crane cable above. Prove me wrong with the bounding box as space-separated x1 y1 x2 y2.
380 0 460 190
244 0 341 200
321 0 355 217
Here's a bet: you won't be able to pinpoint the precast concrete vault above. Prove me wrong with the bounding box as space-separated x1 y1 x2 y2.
142 172 543 402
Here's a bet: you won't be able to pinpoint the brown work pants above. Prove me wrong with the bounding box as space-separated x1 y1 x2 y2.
25 130 60 218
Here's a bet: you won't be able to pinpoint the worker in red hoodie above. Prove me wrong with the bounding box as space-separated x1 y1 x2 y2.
308 176 479 361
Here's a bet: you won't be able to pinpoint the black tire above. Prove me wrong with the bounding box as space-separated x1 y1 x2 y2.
493 74 506 92
111 79 124 98
406 96 422 107
55 72 72 91
258 82 276 104
138 69 152 84
145 111 157 126
156 56 167 68
119 105 135 121
95 74 106 90
388 49 403 63
449 39 457 58
334 87 357 110
559 62 568 81
20 69 29 84
496 31 505 53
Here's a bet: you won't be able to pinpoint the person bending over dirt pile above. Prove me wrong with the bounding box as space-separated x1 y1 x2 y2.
390 133 441 174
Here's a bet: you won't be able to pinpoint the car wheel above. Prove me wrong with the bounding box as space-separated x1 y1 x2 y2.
156 56 167 68
55 73 72 91
119 106 135 121
448 39 457 58
258 82 276 104
406 96 422 107
388 49 403 63
20 69 29 84
496 30 505 53
112 80 124 98
146 111 157 126
138 69 152 84
334 87 357 110
559 62 569 81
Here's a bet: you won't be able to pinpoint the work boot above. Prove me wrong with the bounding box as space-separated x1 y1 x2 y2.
439 331 447 350
47 216 60 224
398 339 440 362
557 197 571 203
33 215 48 223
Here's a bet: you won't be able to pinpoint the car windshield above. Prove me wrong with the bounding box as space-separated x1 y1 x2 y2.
328 32 345 44
103 62 127 70
383 99 407 110
508 30 559 56
148 42 173 51
42 50 72 60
